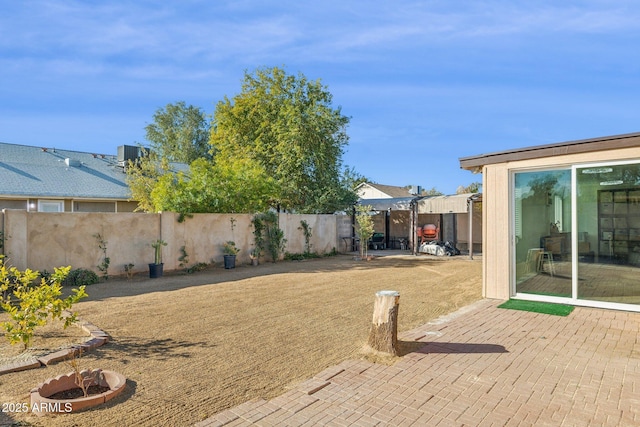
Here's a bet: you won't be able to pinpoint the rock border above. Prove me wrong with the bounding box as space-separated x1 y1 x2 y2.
0 316 109 375
30 369 126 415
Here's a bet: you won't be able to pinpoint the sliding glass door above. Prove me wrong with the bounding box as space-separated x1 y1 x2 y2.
576 162 640 306
513 161 640 309
514 169 572 297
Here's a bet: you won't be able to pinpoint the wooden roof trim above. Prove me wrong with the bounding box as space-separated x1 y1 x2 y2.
459 132 640 170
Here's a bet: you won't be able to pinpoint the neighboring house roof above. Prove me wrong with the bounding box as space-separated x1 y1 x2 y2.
357 197 415 211
0 142 186 200
358 193 482 213
459 131 640 171
0 142 130 199
417 193 481 214
356 182 415 199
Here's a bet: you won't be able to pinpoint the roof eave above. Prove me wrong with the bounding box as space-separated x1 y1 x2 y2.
459 131 640 170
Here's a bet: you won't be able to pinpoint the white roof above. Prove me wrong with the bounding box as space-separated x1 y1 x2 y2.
357 193 481 213
417 193 480 214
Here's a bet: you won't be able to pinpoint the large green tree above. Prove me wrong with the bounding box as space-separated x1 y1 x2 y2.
145 101 211 163
124 149 170 212
210 66 356 213
149 157 277 214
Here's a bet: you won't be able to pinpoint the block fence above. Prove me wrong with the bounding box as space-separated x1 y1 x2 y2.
0 210 351 275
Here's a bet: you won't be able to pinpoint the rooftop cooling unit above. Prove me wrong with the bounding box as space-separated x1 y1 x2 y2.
65 158 81 167
117 145 141 167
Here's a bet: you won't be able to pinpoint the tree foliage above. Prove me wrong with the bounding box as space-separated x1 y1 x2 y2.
211 66 356 213
0 261 87 350
421 186 444 196
355 205 375 259
145 101 211 163
149 157 278 214
125 149 171 212
456 182 481 194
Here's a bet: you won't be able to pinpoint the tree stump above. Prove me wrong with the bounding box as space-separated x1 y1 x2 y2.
367 290 400 355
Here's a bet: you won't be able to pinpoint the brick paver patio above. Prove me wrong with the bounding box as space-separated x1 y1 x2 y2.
197 299 640 426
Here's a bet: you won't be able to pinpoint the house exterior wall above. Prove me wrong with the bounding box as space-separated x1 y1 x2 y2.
482 146 640 300
358 185 393 199
1 210 340 274
0 197 138 213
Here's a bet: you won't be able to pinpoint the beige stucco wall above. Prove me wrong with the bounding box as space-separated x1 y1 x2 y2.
482 146 640 300
279 213 338 255
3 211 160 273
1 210 339 275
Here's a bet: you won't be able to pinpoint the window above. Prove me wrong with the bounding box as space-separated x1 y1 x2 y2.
37 200 64 212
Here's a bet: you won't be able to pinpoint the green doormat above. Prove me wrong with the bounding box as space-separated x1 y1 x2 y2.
498 299 574 316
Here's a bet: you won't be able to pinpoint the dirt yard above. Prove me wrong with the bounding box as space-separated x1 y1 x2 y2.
0 253 481 426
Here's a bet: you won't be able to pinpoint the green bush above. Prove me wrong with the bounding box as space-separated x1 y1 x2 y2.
284 252 321 261
62 268 100 287
0 263 87 349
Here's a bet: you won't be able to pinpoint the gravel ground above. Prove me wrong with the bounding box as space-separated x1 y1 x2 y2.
0 253 481 427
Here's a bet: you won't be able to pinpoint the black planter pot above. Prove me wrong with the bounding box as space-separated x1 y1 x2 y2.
149 263 164 278
223 255 236 269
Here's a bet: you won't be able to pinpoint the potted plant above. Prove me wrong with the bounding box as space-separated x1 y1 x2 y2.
149 239 167 278
222 241 240 269
249 247 260 266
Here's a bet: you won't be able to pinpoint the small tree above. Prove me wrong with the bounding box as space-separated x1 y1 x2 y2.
355 205 375 260
0 261 87 350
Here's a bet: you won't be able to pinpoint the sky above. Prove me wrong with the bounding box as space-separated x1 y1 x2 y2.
1 1 639 195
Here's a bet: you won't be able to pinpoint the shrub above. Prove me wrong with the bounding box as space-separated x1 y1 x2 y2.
0 262 87 349
284 252 320 261
62 268 100 287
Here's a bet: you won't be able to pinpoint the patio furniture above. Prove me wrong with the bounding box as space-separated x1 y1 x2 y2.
341 236 359 252
369 233 385 250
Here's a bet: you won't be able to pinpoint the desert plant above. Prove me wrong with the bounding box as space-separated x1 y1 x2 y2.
184 262 208 274
251 214 266 262
298 220 313 255
151 239 167 264
284 251 320 261
93 233 110 280
267 225 286 262
124 263 135 280
222 241 240 256
65 349 103 398
0 261 87 350
62 268 100 287
254 211 286 262
178 246 189 270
